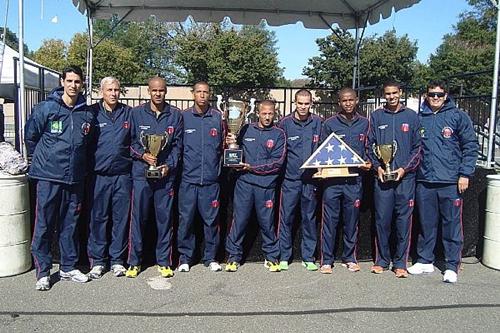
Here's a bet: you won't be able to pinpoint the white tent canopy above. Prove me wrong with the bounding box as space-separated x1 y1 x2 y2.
71 0 420 29
0 41 59 101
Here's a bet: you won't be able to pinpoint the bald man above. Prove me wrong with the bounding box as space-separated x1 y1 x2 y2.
126 76 183 279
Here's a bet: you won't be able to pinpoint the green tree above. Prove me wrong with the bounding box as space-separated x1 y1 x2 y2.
93 17 181 83
303 29 418 92
66 33 141 87
0 27 30 56
32 39 67 71
172 21 283 95
428 0 496 94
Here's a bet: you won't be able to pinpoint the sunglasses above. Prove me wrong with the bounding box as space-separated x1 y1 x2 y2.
427 92 446 98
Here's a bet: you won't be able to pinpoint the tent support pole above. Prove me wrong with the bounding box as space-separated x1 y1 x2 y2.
487 0 500 168
17 0 26 157
86 11 94 102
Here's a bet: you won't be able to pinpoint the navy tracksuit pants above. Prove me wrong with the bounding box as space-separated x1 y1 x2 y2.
278 179 317 262
373 176 415 270
320 178 362 266
226 179 280 263
415 182 463 273
31 180 84 279
127 179 175 267
177 182 220 265
87 174 131 267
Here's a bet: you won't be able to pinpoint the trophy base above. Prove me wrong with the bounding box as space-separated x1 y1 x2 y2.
313 167 358 178
382 171 398 182
145 168 162 179
224 149 243 167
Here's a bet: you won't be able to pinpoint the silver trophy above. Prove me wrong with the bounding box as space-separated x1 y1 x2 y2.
140 132 169 178
373 140 398 181
222 99 248 167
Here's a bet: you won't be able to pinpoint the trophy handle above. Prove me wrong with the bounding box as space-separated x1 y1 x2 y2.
392 140 398 157
372 143 380 159
139 131 148 153
246 98 256 123
216 95 224 113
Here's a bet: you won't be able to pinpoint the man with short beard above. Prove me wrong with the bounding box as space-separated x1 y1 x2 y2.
126 76 183 279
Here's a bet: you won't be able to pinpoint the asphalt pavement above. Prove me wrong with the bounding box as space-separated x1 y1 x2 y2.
1 260 499 332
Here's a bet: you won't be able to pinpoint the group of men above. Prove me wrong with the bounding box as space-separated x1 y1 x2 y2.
25 65 478 291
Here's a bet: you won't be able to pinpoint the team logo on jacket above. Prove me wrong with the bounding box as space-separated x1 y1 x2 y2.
266 139 274 149
81 122 91 135
265 200 273 208
123 121 129 129
354 199 361 208
210 128 218 137
313 135 320 143
359 133 365 141
211 200 220 208
442 126 453 138
408 199 415 207
167 126 174 135
401 123 410 132
454 198 462 207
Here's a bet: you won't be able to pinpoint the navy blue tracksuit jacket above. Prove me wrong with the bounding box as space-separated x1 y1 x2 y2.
320 113 369 266
367 105 421 269
178 106 226 265
226 123 286 263
128 102 183 268
87 101 132 268
25 87 96 279
414 98 478 273
277 112 322 263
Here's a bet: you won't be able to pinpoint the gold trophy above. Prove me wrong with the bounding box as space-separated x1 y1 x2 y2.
373 141 398 181
222 99 248 167
140 132 169 178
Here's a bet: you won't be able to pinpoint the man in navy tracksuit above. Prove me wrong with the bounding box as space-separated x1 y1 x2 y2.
277 89 322 271
408 80 478 283
177 82 226 273
87 77 131 279
367 81 421 278
25 65 94 290
319 88 370 274
225 100 286 272
126 77 183 278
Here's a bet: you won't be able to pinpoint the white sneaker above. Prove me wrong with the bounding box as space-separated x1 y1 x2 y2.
407 263 435 275
88 265 105 279
60 269 89 283
35 276 51 291
443 270 458 283
208 262 222 272
111 264 127 277
178 263 190 272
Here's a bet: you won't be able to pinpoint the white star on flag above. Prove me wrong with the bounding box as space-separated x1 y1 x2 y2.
338 156 347 164
313 159 321 167
326 144 334 152
326 157 334 165
339 143 347 151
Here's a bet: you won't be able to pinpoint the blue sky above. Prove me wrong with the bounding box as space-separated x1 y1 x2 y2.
2 0 472 79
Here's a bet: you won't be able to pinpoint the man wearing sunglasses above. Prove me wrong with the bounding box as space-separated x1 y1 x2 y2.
408 81 478 283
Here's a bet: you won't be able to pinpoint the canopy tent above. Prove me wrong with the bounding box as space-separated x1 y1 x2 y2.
71 0 420 30
0 41 59 102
